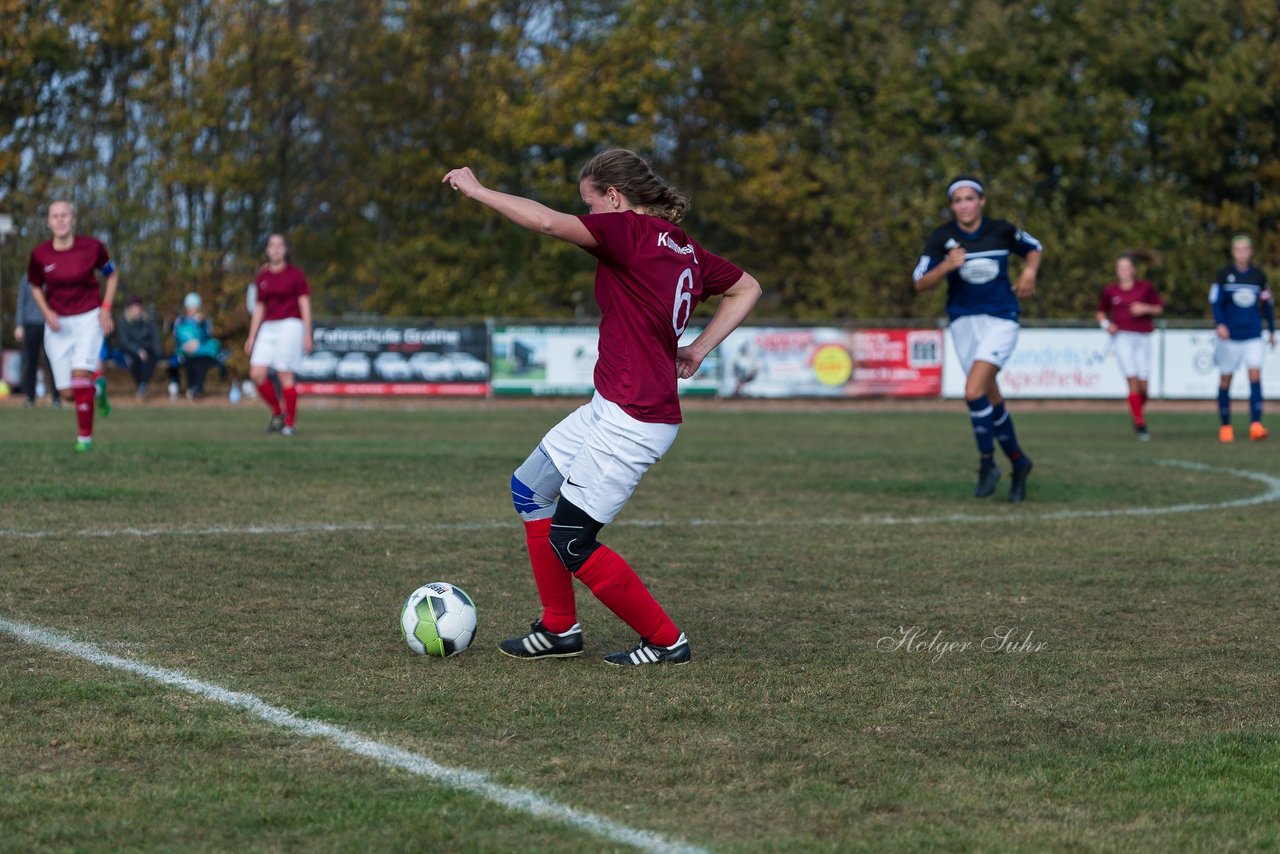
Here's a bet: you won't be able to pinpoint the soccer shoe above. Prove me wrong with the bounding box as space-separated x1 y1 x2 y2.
74 439 93 453
499 620 584 659
267 414 284 433
94 378 111 416
1250 422 1269 442
1219 425 1235 444
1136 425 1151 442
1008 457 1034 503
603 633 692 666
973 462 1001 498
280 425 296 437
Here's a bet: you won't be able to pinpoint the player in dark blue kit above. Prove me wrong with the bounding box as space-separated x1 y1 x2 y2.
1210 234 1274 443
913 176 1042 501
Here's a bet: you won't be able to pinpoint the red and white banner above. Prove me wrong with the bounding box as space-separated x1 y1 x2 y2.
718 327 943 398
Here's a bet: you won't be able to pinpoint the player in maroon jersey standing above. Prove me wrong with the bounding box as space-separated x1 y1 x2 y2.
443 149 761 665
25 200 119 452
246 233 313 436
1096 252 1164 440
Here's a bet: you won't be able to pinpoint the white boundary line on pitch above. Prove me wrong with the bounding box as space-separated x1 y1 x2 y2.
0 617 706 854
3 460 1278 540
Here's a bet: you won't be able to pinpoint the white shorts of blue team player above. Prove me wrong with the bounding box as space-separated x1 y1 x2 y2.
949 314 1020 374
1215 337 1264 374
538 391 679 525
1113 331 1153 380
250 317 305 374
44 308 103 390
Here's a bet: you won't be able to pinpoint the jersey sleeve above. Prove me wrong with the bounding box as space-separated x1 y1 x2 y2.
1096 287 1110 316
294 268 312 298
698 250 745 300
911 230 948 283
1261 283 1275 334
27 251 45 288
578 213 636 266
1210 272 1227 326
1146 281 1164 307
96 241 116 276
1010 224 1042 257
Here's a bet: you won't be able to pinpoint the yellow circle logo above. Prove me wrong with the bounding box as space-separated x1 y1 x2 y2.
811 344 852 387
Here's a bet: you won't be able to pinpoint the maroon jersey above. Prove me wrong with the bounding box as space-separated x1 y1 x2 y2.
1098 280 1163 333
27 236 113 316
255 264 310 321
578 211 744 423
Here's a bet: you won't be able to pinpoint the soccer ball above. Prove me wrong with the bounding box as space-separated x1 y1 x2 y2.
400 582 477 657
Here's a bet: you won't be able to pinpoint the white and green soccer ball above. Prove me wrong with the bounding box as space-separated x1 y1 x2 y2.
400 582 477 657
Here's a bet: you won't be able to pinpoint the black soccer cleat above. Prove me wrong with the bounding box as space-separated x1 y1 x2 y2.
603 633 692 666
267 414 284 433
1008 457 1034 503
974 462 1001 498
498 620 584 660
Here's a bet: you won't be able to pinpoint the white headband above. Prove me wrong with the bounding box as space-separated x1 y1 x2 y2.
947 179 984 199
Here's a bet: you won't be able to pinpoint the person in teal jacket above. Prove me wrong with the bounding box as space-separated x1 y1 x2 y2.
171 292 226 399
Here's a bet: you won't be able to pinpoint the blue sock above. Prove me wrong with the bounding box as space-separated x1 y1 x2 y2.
1250 381 1263 423
967 395 996 459
991 402 1025 466
1218 387 1231 426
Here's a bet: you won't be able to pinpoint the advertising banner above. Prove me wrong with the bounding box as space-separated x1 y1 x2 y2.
942 327 1136 399
1161 329 1280 399
490 325 719 396
717 327 943 398
295 323 490 396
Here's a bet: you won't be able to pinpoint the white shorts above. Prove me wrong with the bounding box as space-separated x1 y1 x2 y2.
539 392 679 524
1215 338 1264 374
250 318 304 373
1113 331 1153 380
949 315 1020 374
44 309 103 390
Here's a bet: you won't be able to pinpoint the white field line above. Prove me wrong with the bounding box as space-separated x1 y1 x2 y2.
0 617 707 854
2 460 1277 540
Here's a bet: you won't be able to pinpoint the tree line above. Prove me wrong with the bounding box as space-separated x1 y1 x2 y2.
3 0 1277 342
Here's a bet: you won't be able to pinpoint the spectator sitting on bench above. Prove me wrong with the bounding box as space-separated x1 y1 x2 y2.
170 292 226 400
118 295 162 398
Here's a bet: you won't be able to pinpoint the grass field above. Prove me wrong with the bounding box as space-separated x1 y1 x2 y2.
3 400 1279 851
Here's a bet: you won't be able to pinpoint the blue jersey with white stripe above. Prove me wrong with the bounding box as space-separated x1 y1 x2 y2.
1210 265 1273 340
913 218 1042 321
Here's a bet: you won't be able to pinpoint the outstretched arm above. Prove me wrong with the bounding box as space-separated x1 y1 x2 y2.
443 167 596 248
676 273 763 380
1015 250 1041 298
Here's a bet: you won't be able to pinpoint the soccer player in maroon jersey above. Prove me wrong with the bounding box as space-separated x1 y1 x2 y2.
443 149 761 665
246 233 313 436
25 200 119 452
1096 252 1164 440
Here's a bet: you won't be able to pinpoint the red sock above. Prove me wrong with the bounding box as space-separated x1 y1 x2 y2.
1140 390 1148 405
72 379 94 439
576 546 679 646
523 518 576 632
257 380 281 416
1127 393 1144 427
283 386 298 427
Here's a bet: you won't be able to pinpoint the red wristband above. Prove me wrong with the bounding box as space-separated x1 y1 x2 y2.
101 301 112 310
